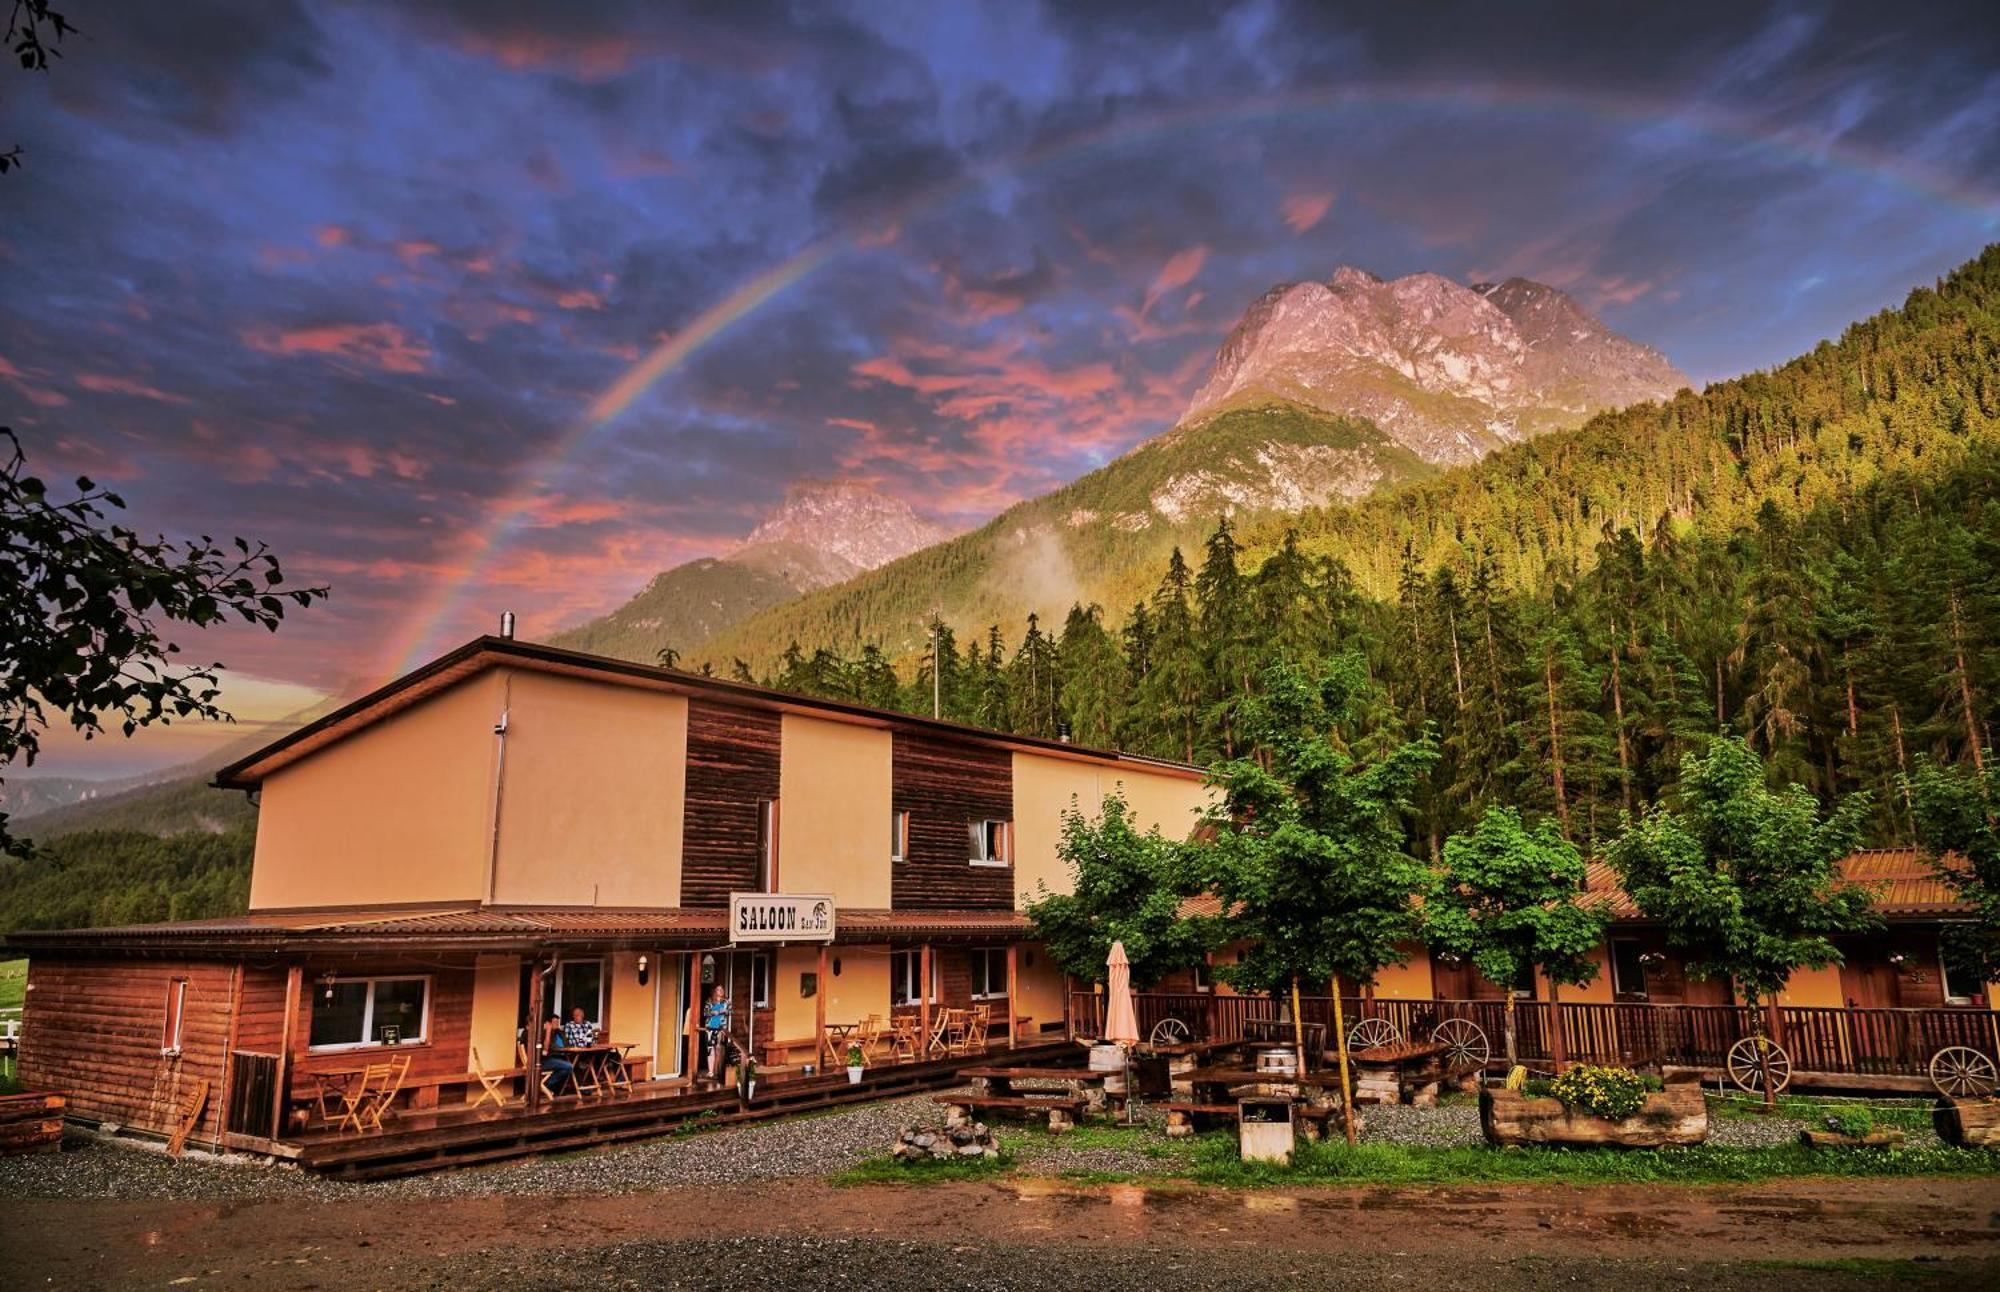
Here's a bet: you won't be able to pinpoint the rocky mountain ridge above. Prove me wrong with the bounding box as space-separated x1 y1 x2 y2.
1184 267 1687 464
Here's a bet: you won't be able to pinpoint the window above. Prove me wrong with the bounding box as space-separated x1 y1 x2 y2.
968 818 1012 866
891 950 937 1006
308 976 430 1050
1509 962 1537 999
1610 940 1649 998
891 809 910 863
969 948 1009 1000
555 959 604 1026
749 952 772 1008
161 978 189 1055
1192 959 1214 994
1942 945 1982 1005
756 799 779 890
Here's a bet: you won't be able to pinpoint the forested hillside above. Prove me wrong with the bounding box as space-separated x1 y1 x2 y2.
702 247 2000 678
0 829 252 931
721 245 2000 854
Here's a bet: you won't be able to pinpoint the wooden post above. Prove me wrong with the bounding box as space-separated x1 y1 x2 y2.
1289 977 1309 1082
918 943 933 1058
1329 985 1358 1147
1006 945 1019 1051
815 944 828 1072
271 964 302 1141
525 953 546 1112
1547 976 1568 1072
1761 993 1783 1110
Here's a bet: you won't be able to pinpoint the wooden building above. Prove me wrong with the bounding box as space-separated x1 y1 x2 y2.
6 635 1209 1154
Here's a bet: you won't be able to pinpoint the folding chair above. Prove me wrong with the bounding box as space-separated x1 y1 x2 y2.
335 1062 391 1133
888 1017 918 1064
927 1009 952 1058
518 1037 562 1099
966 1005 990 1054
858 1015 885 1062
469 1046 509 1109
361 1054 411 1131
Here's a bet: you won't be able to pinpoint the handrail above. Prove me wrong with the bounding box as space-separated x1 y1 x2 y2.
1068 991 2000 1075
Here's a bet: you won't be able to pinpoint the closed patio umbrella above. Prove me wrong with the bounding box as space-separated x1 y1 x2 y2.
1104 940 1140 1047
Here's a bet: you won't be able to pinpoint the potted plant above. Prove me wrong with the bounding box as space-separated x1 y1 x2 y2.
1482 1063 1708 1147
845 1042 867 1084
737 1055 758 1102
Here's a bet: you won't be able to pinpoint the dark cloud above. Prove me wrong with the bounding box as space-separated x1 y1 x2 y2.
2 0 1996 749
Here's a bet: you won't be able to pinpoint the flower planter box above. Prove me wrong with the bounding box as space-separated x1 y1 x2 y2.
0 1091 66 1155
1480 1082 1707 1148
1933 1097 2000 1149
1799 1128 1905 1149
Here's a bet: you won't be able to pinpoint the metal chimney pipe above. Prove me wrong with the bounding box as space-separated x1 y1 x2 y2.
500 611 516 639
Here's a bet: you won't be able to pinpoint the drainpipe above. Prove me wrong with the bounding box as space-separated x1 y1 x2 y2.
485 671 513 905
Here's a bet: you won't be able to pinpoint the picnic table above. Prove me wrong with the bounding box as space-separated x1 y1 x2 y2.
962 1064 1113 1113
1172 1064 1345 1101
1347 1039 1448 1105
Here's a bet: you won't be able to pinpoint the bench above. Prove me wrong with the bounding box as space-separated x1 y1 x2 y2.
934 1093 1085 1133
1156 1100 1235 1137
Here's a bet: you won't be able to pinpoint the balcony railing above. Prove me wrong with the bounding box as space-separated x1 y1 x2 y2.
1068 991 2000 1078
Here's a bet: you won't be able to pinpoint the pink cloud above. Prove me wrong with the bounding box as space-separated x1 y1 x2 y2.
1141 245 1207 318
1281 192 1336 234
75 372 189 404
244 322 432 374
316 225 352 248
556 288 605 310
0 353 69 407
395 240 442 265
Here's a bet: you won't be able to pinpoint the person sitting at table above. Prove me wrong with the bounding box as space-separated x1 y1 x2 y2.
563 1004 600 1050
538 1013 574 1095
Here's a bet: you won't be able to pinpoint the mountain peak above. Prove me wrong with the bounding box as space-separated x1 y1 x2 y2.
742 479 950 574
1183 265 1687 463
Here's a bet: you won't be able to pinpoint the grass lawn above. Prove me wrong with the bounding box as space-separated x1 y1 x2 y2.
1706 1092 1937 1132
836 1122 2000 1190
0 959 24 1012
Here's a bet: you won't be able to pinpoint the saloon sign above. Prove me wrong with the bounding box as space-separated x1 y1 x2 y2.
729 893 836 944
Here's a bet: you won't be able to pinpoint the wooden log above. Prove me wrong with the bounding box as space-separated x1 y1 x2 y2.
0 1091 65 1155
1933 1097 2000 1149
1480 1084 1707 1147
1799 1128 1905 1149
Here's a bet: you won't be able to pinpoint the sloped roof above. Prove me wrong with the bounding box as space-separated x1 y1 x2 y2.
1579 847 1963 920
213 635 1204 790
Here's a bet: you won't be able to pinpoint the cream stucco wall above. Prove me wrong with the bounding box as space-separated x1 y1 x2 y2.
777 715 893 907
1014 943 1066 1032
1009 752 1211 908
490 672 687 907
1373 945 1434 1000
824 947 893 1031
468 954 521 1095
249 672 500 909
1778 963 1846 1008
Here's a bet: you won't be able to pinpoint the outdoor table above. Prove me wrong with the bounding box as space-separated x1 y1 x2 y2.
821 1021 860 1065
1348 1040 1449 1105
563 1042 635 1095
307 1066 368 1123
961 1065 1115 1115
1174 1064 1344 1104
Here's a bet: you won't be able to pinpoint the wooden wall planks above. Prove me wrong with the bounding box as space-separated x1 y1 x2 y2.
681 700 782 907
891 732 1013 911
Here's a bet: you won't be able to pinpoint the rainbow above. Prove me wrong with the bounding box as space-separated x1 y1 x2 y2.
377 82 2000 680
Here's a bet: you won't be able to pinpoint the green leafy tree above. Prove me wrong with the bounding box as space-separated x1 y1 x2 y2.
1607 737 1876 1099
1425 805 1608 1068
1024 792 1213 990
1198 657 1438 1135
1 431 326 852
1906 758 2000 987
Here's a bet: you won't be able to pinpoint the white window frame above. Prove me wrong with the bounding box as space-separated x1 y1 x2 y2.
756 799 780 890
1609 938 1649 998
969 948 1009 1001
161 977 189 1056
968 818 1012 868
307 975 433 1052
1940 946 1980 1006
891 809 910 864
890 950 938 1007
1192 959 1213 994
749 952 772 1009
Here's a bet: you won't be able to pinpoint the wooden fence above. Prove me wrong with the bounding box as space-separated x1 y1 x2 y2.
1068 992 2000 1078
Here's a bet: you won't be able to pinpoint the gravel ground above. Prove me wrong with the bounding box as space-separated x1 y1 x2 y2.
0 1091 1946 1204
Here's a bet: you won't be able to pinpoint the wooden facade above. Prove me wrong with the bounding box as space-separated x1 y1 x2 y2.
680 699 782 906
891 731 1013 910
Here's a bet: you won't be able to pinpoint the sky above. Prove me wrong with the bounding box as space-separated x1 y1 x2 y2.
5 0 2000 777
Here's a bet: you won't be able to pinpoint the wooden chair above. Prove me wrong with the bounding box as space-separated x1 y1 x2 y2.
360 1054 412 1131
517 1038 562 1099
927 1009 953 1058
858 1015 885 1061
966 1005 991 1054
335 1062 392 1133
888 1017 918 1064
469 1046 509 1109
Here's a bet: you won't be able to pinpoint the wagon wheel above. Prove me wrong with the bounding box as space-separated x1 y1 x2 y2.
1726 1035 1792 1094
1348 1017 1401 1051
1929 1046 1998 1098
1433 1018 1490 1074
1149 1017 1191 1047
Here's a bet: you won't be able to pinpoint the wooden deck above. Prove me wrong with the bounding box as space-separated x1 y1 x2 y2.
292 1039 1075 1180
